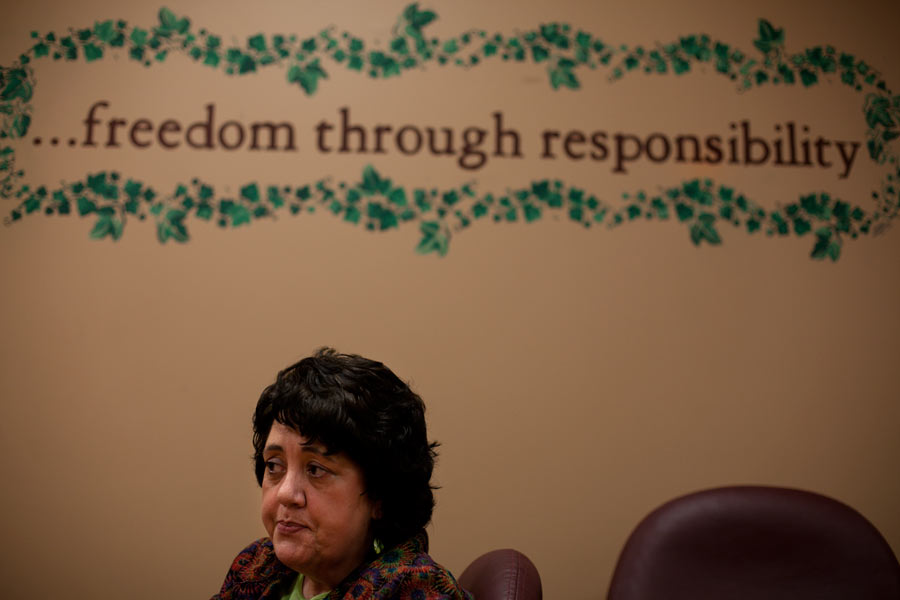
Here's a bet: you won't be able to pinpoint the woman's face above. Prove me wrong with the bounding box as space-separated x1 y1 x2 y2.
261 421 380 587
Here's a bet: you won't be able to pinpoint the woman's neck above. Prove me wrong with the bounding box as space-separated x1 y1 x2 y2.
302 573 332 599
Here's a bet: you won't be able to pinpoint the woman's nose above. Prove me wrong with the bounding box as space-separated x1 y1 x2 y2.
276 469 307 506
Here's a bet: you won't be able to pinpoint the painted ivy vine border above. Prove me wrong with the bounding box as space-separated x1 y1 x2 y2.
1 5 898 259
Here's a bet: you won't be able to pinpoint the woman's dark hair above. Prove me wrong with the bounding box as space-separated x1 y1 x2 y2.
252 347 439 549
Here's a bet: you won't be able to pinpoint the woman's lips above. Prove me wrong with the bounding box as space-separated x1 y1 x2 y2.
276 521 307 535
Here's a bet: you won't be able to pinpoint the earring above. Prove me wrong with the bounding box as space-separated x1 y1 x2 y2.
373 538 384 555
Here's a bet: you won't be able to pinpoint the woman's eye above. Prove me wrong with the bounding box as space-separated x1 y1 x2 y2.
307 464 326 478
265 460 285 475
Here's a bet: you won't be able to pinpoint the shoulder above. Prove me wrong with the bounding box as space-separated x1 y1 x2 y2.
338 533 472 600
212 538 295 600
227 538 282 579
391 561 472 600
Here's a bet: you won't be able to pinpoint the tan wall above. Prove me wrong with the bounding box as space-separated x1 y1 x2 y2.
1 1 898 599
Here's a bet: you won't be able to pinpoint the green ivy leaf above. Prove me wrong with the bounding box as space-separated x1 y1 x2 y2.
196 203 213 220
86 212 123 240
799 68 817 86
867 139 884 161
24 195 40 213
368 202 399 229
90 215 112 239
266 186 284 208
793 217 811 235
388 187 407 206
287 59 327 94
360 165 384 195
404 3 437 30
228 204 251 226
689 218 721 245
301 37 316 53
867 108 895 129
130 28 148 46
237 54 255 73
157 221 171 242
549 61 579 89
521 204 539 222
158 8 176 33
158 7 190 36
415 220 449 256
342 204 360 223
94 20 116 43
1 71 32 102
532 45 549 62
771 213 789 235
240 183 260 202
77 196 96 215
248 34 266 53
754 19 784 54
675 203 694 221
203 49 220 67
123 179 141 199
811 228 831 259
390 37 408 54
110 216 124 240
84 43 103 62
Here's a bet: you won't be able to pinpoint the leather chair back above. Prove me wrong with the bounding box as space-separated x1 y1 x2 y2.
607 485 900 600
459 549 542 600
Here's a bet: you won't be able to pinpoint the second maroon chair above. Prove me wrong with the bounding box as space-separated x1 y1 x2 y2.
607 485 900 600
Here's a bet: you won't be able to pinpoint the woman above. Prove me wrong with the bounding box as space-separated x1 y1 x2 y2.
212 348 472 600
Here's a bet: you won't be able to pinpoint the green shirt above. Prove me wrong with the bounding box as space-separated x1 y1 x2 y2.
282 573 330 600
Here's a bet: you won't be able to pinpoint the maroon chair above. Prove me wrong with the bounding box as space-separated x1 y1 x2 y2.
459 549 542 600
607 486 900 600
